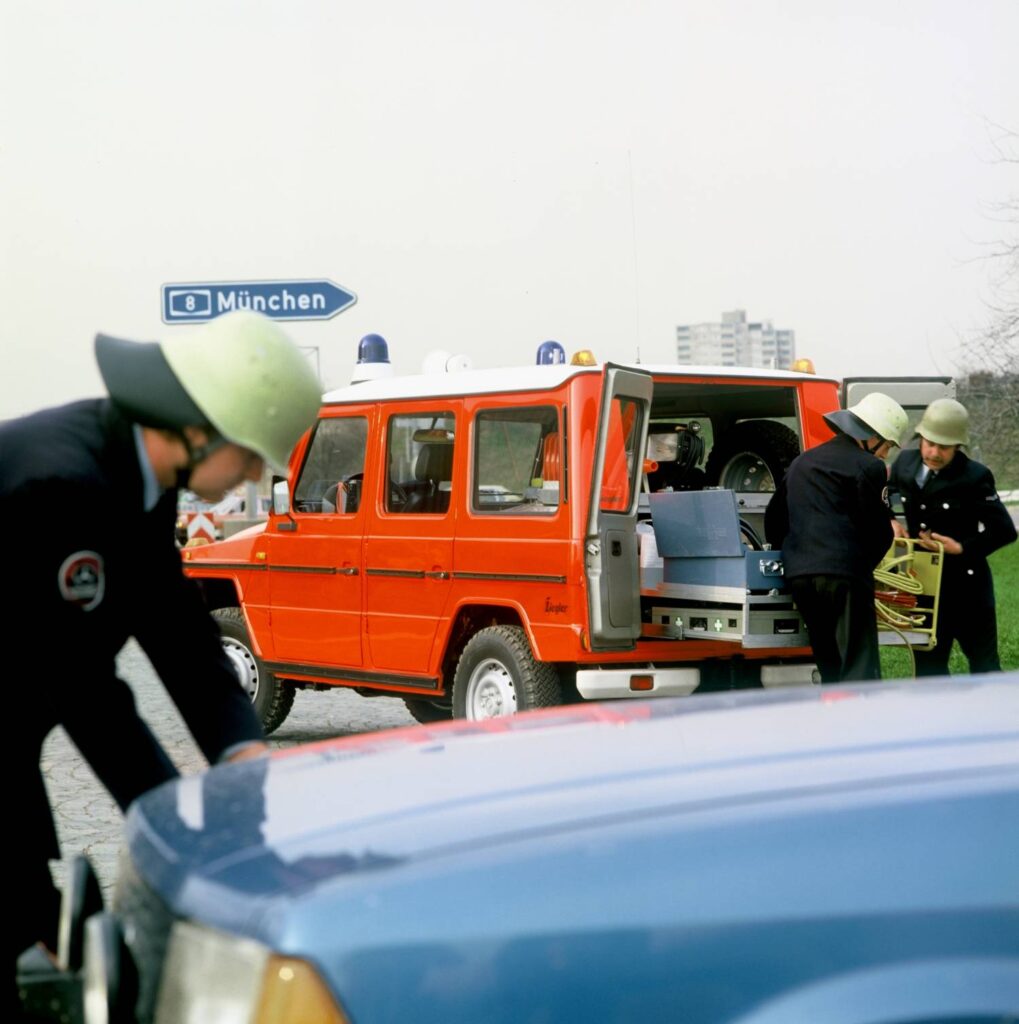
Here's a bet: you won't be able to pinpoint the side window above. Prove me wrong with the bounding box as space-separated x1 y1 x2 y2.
474 406 561 514
601 397 642 512
386 413 455 514
292 417 368 514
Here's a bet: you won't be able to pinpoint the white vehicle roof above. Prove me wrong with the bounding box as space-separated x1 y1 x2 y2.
321 362 834 405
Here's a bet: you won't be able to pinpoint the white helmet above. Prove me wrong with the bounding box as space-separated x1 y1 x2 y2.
824 392 908 448
96 311 322 471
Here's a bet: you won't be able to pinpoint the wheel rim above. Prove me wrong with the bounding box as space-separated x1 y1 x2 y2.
718 452 777 492
465 657 518 719
221 637 259 701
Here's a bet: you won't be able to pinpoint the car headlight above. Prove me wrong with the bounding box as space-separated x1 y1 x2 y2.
154 921 349 1024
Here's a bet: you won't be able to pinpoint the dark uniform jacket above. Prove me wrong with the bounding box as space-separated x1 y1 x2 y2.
765 433 893 580
4 398 264 956
3 399 263 786
887 447 1016 607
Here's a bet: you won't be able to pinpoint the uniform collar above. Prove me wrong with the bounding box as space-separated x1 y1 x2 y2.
132 423 171 511
936 448 968 480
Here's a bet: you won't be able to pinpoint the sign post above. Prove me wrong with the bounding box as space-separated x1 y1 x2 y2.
162 279 356 324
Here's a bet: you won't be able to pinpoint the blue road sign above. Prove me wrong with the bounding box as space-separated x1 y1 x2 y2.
162 279 357 324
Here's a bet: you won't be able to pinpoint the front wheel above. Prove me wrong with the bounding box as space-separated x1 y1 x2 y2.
452 626 562 720
212 608 295 734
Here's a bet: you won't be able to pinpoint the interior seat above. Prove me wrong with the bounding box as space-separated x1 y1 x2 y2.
402 443 454 514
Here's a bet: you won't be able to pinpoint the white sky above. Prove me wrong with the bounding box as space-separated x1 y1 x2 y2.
2 0 1017 416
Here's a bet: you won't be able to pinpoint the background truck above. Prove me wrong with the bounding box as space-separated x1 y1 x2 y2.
182 357 951 728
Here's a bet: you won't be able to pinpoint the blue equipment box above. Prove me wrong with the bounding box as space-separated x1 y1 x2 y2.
649 490 789 594
643 489 806 648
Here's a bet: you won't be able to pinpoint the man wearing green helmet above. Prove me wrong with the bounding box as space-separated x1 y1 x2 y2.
3 311 321 986
765 392 908 683
887 398 1017 675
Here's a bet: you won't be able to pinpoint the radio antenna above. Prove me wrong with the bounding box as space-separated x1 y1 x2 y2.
628 150 642 364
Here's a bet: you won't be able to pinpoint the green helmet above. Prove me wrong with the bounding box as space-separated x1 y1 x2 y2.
96 311 321 471
824 392 908 447
916 398 969 447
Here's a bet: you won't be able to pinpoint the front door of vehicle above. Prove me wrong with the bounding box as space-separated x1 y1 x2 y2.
585 366 652 649
266 412 371 668
364 406 459 674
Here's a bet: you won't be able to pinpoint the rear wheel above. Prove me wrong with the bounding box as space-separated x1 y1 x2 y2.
705 421 799 492
212 608 295 734
452 626 562 720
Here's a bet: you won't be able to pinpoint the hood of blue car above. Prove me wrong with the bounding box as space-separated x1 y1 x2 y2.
126 679 1017 924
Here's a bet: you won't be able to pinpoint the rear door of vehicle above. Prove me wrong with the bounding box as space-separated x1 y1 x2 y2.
585 365 652 649
842 377 955 444
364 403 460 675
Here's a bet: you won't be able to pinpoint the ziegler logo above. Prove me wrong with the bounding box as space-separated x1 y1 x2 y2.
544 597 568 614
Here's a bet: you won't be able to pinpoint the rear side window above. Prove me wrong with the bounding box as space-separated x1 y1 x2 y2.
473 406 561 514
293 417 368 513
386 412 456 514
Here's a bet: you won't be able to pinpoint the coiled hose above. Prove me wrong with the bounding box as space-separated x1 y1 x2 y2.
873 543 941 676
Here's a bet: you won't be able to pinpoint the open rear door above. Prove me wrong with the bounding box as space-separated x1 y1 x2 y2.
842 377 955 441
585 365 653 650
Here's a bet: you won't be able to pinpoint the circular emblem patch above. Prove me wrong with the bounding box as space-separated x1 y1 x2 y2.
58 551 105 611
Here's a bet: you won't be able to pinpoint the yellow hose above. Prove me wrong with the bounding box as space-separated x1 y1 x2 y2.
873 540 943 678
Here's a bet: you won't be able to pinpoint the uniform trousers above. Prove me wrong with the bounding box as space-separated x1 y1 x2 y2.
914 589 1001 677
14 676 179 961
788 575 881 684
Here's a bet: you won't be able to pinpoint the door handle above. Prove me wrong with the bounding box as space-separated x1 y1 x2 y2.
424 570 450 580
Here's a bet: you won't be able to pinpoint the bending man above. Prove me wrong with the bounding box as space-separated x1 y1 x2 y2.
765 392 907 683
4 312 321 976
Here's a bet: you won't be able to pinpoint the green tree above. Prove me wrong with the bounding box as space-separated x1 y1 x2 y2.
957 125 1019 490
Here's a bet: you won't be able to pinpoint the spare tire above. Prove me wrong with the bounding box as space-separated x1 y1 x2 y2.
704 421 800 492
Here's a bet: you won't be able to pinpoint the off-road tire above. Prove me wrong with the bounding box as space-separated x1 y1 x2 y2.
452 626 562 720
212 608 295 735
704 421 800 492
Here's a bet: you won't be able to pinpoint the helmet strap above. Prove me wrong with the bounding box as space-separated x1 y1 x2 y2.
187 430 228 467
174 427 228 488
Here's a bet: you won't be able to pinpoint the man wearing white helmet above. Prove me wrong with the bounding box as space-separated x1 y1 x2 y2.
3 312 321 984
766 392 908 683
887 398 1016 675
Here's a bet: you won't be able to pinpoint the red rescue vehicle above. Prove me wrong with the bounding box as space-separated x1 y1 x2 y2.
182 346 950 729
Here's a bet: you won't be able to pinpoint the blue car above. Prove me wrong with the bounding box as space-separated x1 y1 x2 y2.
80 677 1018 1023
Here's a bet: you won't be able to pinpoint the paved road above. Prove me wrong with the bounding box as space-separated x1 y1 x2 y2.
41 641 415 898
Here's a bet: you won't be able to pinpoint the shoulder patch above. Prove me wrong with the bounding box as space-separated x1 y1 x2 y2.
58 551 105 611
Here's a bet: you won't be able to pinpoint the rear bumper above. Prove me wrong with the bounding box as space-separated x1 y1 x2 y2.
576 662 819 699
576 668 699 699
